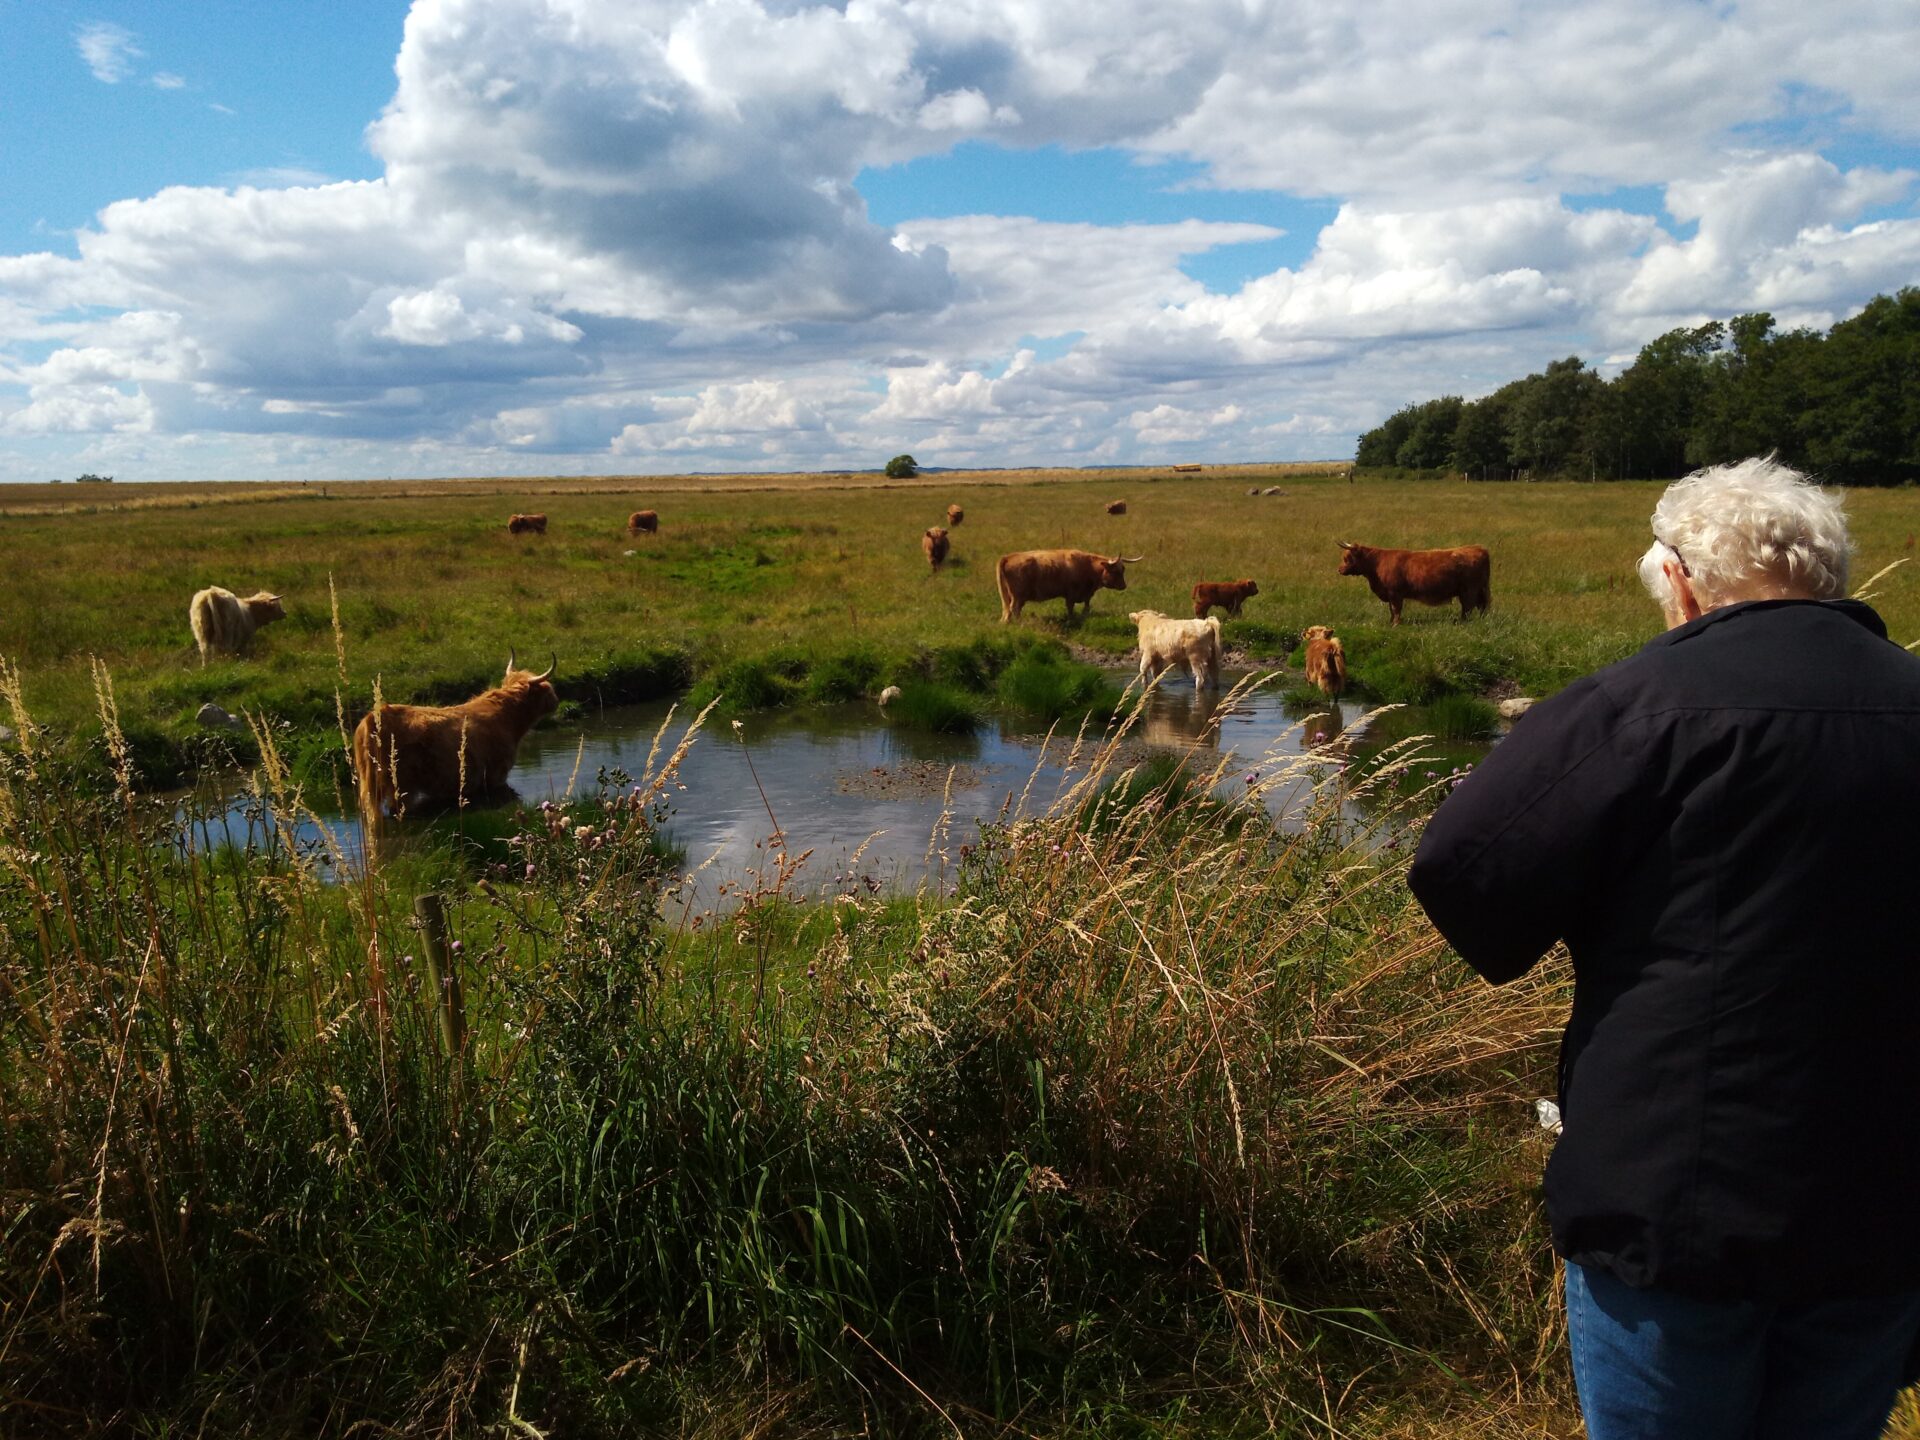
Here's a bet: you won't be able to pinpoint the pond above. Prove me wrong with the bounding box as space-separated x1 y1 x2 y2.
172 676 1491 908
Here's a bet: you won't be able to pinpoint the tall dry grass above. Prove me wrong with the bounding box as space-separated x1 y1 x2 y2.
0 663 1613 1436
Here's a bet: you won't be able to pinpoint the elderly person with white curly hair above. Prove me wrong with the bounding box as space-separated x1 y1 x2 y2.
1409 456 1920 1439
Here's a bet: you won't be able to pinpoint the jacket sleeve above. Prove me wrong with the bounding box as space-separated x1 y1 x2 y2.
1408 677 1653 984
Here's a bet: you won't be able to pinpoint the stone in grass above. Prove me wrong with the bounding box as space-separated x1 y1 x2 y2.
1497 697 1536 720
197 701 244 732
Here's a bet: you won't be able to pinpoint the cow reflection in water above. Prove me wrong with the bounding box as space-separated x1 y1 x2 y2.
1295 704 1351 754
1139 688 1226 750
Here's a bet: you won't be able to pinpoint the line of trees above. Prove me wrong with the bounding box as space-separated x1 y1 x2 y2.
1356 288 1920 485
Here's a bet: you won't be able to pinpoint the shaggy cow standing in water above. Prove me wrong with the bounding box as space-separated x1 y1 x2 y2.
353 654 559 823
1303 625 1347 698
1130 610 1223 690
189 586 285 664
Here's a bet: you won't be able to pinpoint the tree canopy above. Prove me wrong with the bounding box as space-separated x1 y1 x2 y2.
1354 288 1920 485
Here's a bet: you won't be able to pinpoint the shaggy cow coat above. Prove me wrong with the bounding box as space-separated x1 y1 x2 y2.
1130 610 1222 690
1302 625 1347 697
922 526 950 570
996 549 1138 622
1338 542 1490 624
353 660 559 823
1191 579 1260 619
189 586 285 664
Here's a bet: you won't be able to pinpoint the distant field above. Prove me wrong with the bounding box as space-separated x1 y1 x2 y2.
3 464 1917 782
0 459 1343 515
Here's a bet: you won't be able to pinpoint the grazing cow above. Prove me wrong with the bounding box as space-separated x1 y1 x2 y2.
1303 625 1347 698
1106 500 1128 515
947 504 964 526
189 586 286 665
628 509 659 534
508 513 548 535
923 525 950 570
1337 542 1490 624
997 549 1141 622
1191 578 1260 619
353 653 559 822
1129 610 1222 691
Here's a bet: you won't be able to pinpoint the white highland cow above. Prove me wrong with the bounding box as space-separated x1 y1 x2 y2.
1129 610 1223 690
189 586 286 665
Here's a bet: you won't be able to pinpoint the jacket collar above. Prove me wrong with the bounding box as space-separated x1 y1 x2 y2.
1649 597 1889 650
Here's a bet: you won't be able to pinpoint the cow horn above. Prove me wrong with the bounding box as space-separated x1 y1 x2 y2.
1118 554 1144 563
506 648 517 675
532 652 557 682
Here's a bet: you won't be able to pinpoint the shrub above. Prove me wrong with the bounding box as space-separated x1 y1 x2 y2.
925 634 1021 691
885 679 980 733
687 656 801 715
995 648 1121 723
1422 693 1500 741
0 673 1568 1436
805 648 884 703
1224 618 1298 657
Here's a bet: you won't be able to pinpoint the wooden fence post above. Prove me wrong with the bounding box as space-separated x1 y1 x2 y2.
413 893 466 1059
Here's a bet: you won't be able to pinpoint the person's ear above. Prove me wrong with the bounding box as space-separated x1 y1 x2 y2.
1664 560 1703 626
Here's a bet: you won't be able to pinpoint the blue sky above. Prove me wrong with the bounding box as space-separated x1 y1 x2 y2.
1 0 1917 480
1 3 402 252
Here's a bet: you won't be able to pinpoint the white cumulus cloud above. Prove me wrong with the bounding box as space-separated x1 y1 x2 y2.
2 0 1917 479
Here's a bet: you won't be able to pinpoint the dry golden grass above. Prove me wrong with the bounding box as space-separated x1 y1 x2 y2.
0 459 1350 516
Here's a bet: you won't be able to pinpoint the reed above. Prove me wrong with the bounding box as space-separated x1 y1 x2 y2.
0 668 1613 1436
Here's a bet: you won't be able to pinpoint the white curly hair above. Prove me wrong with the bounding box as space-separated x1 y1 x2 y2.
1637 455 1851 613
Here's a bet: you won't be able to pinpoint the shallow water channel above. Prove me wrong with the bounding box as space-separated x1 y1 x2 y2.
176 678 1488 908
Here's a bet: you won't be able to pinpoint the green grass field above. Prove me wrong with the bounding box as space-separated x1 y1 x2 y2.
8 465 1916 786
6 465 1920 1437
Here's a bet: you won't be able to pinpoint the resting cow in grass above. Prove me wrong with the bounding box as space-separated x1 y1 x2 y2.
996 549 1140 622
628 509 659 534
508 513 548 535
1337 542 1490 625
353 653 559 823
1130 610 1222 691
189 586 285 665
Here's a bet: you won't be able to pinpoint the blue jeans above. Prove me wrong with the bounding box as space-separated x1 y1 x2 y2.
1565 1261 1920 1440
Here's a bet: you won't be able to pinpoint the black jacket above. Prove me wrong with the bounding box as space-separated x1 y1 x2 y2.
1409 599 1920 1301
